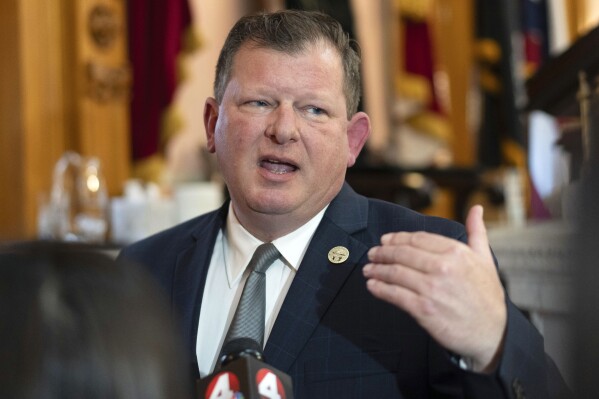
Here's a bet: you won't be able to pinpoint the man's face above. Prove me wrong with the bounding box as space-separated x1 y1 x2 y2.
204 41 369 239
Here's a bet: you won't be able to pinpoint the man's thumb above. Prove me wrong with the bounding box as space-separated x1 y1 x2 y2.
466 205 491 257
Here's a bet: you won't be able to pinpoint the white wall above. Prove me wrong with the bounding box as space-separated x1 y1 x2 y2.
351 0 392 153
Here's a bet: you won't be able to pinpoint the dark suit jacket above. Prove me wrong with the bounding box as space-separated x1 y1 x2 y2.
120 183 568 398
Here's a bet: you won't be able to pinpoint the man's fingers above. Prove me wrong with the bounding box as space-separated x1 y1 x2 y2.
465 205 493 260
367 245 438 273
363 263 428 294
366 277 443 320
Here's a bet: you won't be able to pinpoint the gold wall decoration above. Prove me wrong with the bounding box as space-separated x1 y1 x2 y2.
88 4 120 49
0 0 131 239
86 61 131 103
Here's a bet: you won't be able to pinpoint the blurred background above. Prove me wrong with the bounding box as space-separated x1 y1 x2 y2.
1 0 598 240
2 0 599 394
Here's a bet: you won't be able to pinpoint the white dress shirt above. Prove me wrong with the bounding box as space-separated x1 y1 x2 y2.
195 203 327 377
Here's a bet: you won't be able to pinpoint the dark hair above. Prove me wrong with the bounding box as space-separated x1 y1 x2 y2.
0 242 191 399
214 9 362 118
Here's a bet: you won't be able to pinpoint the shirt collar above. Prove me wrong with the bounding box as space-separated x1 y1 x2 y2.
224 202 328 287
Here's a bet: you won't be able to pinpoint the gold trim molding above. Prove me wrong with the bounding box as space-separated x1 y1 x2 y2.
88 3 121 50
85 61 131 103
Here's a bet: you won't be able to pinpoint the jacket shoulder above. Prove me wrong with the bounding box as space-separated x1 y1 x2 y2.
118 208 221 265
366 197 466 241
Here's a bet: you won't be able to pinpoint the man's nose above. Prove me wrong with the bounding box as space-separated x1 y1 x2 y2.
266 105 299 144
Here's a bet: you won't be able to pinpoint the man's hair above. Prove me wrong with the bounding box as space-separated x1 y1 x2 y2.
214 9 362 118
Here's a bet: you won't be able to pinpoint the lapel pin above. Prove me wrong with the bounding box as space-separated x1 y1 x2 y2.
328 246 349 264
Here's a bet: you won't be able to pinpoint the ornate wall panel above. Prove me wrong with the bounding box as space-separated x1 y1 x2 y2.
0 0 130 239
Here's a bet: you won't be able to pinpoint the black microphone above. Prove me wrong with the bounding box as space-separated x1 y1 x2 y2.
196 338 294 399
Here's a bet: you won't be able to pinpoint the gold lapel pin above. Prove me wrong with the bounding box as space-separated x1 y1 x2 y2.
328 246 349 264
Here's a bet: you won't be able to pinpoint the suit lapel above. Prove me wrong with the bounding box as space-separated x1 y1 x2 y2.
264 184 370 372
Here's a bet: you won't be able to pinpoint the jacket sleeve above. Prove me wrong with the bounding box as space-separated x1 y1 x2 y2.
459 300 571 398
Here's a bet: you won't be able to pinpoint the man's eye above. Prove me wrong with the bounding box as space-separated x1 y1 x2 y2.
250 100 269 107
306 106 326 116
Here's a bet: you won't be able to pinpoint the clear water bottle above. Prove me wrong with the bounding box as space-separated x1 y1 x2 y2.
75 156 109 242
42 152 109 243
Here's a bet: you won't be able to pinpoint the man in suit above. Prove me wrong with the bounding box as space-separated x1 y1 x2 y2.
120 9 568 398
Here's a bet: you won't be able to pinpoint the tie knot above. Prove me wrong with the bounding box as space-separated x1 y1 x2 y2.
250 243 280 273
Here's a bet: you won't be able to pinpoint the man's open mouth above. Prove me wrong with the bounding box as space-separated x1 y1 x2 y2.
259 159 298 174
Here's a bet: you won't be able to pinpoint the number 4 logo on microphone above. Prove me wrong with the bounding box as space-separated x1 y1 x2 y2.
206 371 241 399
256 369 286 399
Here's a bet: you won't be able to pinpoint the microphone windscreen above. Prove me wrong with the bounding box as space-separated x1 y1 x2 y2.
218 337 265 368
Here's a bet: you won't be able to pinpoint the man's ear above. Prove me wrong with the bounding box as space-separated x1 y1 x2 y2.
346 111 370 167
204 97 219 153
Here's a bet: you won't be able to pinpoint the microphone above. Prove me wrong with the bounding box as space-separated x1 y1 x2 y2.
196 338 294 399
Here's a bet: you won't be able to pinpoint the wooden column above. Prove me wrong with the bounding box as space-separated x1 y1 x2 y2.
0 0 130 240
73 0 131 195
432 0 475 166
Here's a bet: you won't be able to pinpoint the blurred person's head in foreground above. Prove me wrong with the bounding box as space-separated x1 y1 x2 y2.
0 241 191 399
